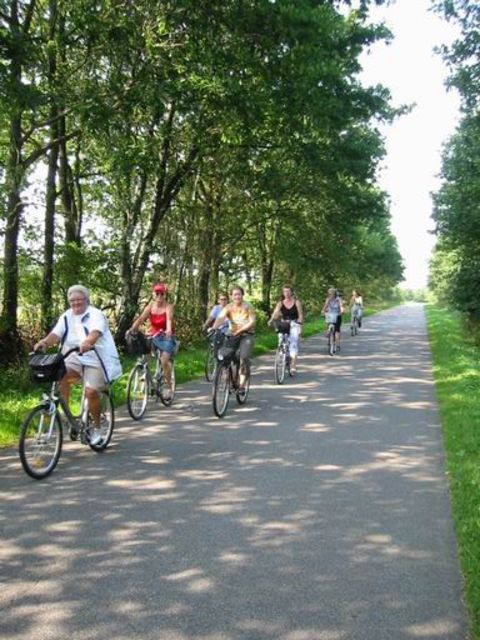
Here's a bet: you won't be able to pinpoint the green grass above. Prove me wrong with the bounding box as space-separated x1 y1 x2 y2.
426 304 480 638
0 303 395 449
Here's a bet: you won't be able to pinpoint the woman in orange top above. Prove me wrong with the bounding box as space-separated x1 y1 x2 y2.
127 283 176 398
213 285 255 390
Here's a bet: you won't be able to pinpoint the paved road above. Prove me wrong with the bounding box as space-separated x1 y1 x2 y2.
0 304 469 640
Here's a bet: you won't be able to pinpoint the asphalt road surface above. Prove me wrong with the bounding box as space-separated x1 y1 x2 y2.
0 304 470 640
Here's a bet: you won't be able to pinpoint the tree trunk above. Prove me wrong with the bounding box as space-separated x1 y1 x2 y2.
41 0 60 333
1 1 24 361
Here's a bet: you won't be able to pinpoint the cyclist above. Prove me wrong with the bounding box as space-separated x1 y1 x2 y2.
321 287 345 352
212 285 256 392
202 292 230 333
126 282 176 400
268 284 304 374
349 289 364 328
33 284 122 444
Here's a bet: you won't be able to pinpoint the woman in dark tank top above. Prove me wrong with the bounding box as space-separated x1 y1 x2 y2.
268 284 304 374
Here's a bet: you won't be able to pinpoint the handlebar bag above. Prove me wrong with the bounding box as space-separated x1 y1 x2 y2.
28 353 66 383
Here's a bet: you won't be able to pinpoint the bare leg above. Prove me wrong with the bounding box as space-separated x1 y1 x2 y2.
85 387 101 426
58 371 81 412
160 352 172 388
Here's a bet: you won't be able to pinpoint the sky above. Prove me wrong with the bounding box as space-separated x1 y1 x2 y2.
359 0 461 290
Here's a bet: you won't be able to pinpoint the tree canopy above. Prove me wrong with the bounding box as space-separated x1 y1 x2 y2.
429 0 480 310
0 0 403 362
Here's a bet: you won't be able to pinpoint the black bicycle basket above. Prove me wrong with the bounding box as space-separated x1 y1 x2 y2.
28 352 66 383
126 332 151 356
273 319 291 334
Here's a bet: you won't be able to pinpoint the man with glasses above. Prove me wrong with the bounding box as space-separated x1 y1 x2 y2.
34 284 122 443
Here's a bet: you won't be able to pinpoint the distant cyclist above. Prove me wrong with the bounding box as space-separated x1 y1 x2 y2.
203 292 230 334
321 287 345 351
212 285 256 392
349 289 364 328
126 282 176 400
268 284 304 374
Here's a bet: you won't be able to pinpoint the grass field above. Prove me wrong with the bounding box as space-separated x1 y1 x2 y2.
426 304 480 638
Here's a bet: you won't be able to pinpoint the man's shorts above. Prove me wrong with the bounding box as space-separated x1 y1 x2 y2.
65 355 106 391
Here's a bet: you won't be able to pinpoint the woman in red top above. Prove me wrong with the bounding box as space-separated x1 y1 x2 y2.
127 283 176 398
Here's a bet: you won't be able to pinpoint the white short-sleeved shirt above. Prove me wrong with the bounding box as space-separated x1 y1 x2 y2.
51 306 122 382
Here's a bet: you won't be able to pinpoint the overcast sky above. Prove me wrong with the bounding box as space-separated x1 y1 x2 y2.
360 0 461 289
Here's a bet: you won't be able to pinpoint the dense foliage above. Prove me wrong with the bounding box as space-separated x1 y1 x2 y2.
429 0 480 310
0 0 403 363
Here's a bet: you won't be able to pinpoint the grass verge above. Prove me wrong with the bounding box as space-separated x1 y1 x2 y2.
0 302 395 448
426 304 480 638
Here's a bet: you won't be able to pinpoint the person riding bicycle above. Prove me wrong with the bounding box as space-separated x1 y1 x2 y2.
202 292 230 334
321 287 345 352
268 284 304 374
33 284 122 444
212 285 255 392
126 282 176 400
349 289 364 328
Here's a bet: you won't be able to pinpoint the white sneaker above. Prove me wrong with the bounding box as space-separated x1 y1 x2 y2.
89 428 103 446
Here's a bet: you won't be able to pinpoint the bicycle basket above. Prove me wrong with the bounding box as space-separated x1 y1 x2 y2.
28 352 66 383
325 312 338 324
217 345 235 364
273 319 291 334
126 332 150 356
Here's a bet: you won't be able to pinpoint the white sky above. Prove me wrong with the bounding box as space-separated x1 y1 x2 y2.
360 0 461 289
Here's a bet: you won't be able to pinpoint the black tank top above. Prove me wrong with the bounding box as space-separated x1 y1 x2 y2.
280 301 298 321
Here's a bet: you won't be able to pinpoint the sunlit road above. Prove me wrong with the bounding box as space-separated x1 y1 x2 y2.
0 304 469 640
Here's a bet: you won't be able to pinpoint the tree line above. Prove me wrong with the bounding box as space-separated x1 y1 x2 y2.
0 0 404 364
429 0 480 312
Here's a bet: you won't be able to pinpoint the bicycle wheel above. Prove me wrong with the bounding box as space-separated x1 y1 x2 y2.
19 405 62 479
274 346 286 384
328 326 335 356
127 363 149 420
205 345 216 382
213 364 230 417
236 360 250 405
160 360 175 407
86 390 114 451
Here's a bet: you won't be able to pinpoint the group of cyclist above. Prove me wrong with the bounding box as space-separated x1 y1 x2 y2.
33 280 364 435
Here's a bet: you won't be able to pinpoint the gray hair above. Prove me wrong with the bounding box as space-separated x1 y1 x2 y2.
67 284 90 303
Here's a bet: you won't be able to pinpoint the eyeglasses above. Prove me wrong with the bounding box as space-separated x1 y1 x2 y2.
69 298 86 303
154 291 165 295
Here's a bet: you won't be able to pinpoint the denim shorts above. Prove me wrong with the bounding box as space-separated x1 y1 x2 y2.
152 335 177 356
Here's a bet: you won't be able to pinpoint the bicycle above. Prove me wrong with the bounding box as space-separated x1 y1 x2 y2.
273 320 293 384
325 312 338 356
19 347 114 480
126 333 177 420
350 307 362 336
212 333 251 418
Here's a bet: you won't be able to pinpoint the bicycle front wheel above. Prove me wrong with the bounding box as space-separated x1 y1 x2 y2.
205 346 216 382
86 390 114 451
274 346 286 384
19 405 62 479
236 361 251 405
213 364 230 418
127 363 149 420
328 327 335 356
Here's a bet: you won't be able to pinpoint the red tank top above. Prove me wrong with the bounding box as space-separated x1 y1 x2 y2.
149 309 167 336
149 306 175 335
